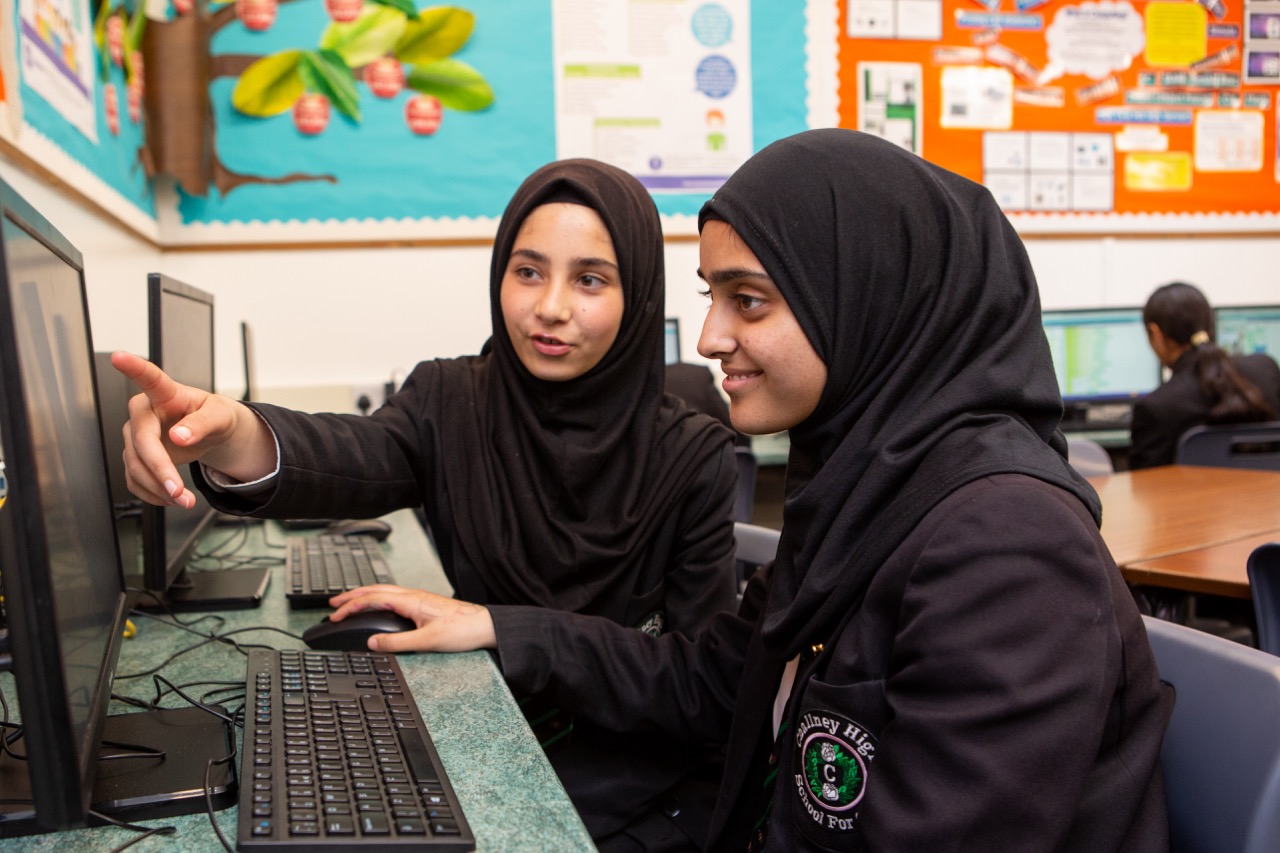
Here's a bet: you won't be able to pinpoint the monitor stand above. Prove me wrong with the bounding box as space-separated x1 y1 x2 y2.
92 705 237 821
129 566 271 613
0 706 236 836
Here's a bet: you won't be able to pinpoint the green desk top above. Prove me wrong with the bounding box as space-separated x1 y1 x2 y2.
0 509 594 852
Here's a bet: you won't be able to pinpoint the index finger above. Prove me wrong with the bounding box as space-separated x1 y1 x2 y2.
112 351 180 409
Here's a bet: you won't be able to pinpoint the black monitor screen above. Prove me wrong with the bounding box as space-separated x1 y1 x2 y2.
0 187 128 829
1041 308 1162 403
664 317 680 365
1216 305 1280 358
142 274 216 595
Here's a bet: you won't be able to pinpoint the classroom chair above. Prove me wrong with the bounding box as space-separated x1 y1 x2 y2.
1065 436 1114 478
1247 542 1280 655
733 521 780 594
1175 421 1280 471
1142 615 1280 853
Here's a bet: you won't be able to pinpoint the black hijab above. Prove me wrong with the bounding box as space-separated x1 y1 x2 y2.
699 129 1099 659
439 159 730 616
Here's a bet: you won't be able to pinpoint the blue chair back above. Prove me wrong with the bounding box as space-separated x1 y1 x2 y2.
1175 421 1280 470
1143 616 1280 853
1247 543 1280 655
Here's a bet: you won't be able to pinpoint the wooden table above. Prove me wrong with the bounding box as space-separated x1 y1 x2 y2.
1123 533 1279 599
1087 465 1280 596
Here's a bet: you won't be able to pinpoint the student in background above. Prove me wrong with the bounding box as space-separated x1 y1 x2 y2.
664 360 751 447
114 158 739 844
1129 281 1280 469
333 129 1171 851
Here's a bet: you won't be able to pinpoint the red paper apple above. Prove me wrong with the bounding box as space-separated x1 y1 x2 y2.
104 84 120 136
292 93 330 136
365 58 405 99
325 0 363 23
236 0 278 32
405 94 442 135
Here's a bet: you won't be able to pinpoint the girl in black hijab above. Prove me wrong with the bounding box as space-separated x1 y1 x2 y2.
335 130 1172 851
1129 280 1280 469
113 159 739 839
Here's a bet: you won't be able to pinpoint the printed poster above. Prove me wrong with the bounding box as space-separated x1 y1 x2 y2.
18 0 96 142
552 0 754 193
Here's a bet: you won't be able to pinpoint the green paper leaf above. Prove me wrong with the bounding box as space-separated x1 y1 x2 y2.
405 58 493 110
368 0 417 16
125 3 146 53
395 6 474 64
319 6 407 68
232 50 305 117
299 50 362 122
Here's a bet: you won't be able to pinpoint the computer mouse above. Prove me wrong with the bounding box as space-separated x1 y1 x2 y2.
302 611 417 651
325 518 393 542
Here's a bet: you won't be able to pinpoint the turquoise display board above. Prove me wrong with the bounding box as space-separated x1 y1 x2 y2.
7 0 809 236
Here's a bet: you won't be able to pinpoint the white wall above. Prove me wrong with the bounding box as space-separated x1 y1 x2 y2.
4 156 1279 412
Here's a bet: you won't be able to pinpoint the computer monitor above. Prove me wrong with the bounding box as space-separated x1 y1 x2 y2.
138 274 268 611
1040 308 1163 404
1215 305 1280 358
664 317 681 365
0 178 234 835
93 351 142 580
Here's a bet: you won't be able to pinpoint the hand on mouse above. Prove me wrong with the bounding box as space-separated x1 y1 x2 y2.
329 585 496 653
113 351 277 508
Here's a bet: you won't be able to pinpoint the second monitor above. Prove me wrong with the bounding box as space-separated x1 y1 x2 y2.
1216 305 1280 359
135 273 269 610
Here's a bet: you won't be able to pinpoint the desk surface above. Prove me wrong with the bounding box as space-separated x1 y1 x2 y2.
1088 465 1280 595
0 510 594 852
1123 532 1279 600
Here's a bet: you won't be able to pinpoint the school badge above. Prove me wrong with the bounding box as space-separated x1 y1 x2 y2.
794 711 877 832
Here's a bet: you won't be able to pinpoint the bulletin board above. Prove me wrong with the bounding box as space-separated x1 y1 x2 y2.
1 0 810 245
839 0 1280 231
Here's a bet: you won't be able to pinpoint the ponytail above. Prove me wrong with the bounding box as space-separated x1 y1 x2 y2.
1144 282 1277 424
1192 339 1278 423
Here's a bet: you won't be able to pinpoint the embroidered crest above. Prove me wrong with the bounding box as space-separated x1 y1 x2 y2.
636 610 665 637
793 712 877 831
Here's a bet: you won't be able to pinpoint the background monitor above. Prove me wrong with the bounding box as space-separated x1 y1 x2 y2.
93 351 142 581
664 317 680 365
1215 305 1280 358
0 178 233 835
139 274 267 610
240 320 256 402
1040 308 1163 404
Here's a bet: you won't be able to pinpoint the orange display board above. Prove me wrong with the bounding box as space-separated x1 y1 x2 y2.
837 0 1280 226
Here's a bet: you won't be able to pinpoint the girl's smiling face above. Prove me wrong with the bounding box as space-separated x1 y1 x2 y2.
500 203 624 382
697 220 827 435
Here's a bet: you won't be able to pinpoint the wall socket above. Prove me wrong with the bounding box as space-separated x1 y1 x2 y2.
350 379 400 415
350 384 385 415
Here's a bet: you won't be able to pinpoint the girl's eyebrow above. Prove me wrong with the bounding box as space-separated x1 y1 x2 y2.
511 247 619 273
696 266 773 286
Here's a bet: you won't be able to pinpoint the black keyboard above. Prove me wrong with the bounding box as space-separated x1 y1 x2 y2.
287 534 395 608
237 648 474 851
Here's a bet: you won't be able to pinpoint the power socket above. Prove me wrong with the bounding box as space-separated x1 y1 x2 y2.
350 383 385 415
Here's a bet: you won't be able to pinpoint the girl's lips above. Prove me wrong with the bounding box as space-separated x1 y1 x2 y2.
532 335 571 356
722 370 761 394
